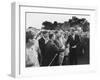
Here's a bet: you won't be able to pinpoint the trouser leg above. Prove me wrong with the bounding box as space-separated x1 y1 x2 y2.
58 52 64 65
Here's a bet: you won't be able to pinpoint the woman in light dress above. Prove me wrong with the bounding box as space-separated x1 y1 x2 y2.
26 31 40 67
63 31 70 65
54 31 65 65
58 31 70 65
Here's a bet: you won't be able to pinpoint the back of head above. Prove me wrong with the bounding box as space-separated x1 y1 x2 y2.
26 31 35 43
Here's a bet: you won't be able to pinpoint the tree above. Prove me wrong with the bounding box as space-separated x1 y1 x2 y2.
52 21 58 30
42 21 53 30
41 16 90 32
42 21 58 30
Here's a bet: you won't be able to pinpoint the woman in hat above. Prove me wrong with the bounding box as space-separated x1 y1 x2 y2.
26 31 40 67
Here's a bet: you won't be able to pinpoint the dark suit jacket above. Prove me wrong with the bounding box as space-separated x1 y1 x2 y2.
65 34 80 55
39 37 45 51
44 40 64 66
38 37 46 66
66 35 80 47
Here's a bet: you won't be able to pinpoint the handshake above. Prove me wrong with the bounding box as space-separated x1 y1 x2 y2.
72 45 77 48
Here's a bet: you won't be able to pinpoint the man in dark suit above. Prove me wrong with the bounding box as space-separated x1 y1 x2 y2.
45 33 64 66
38 31 49 66
65 28 80 65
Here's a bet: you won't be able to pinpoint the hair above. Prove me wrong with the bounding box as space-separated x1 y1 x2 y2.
70 28 75 32
26 31 34 43
28 27 33 29
54 30 59 34
42 31 48 35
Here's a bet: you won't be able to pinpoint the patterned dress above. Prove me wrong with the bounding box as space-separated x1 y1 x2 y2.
26 39 40 67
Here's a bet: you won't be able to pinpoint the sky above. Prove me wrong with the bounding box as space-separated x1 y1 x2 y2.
26 12 90 29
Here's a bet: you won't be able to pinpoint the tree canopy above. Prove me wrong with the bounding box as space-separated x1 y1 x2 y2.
42 16 90 32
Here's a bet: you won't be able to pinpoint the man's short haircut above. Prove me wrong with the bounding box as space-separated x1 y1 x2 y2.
54 30 59 34
42 31 48 35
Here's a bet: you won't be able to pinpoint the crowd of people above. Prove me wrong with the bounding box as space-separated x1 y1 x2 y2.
25 27 89 67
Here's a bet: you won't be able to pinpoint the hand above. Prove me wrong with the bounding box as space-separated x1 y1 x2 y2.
61 46 65 49
67 44 70 48
72 45 77 48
